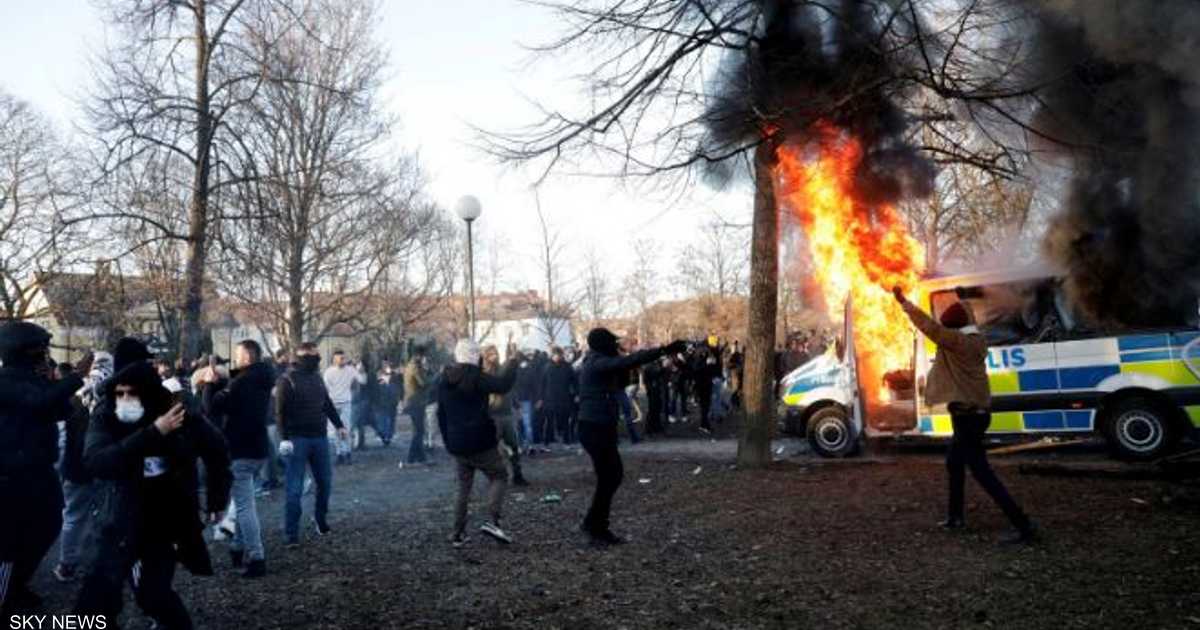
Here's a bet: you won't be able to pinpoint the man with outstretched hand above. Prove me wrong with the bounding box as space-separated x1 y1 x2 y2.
893 286 1036 546
576 329 688 546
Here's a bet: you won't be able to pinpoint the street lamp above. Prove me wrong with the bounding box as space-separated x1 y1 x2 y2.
455 195 482 340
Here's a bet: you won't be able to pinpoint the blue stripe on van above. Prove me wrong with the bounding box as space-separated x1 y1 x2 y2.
1024 411 1064 430
1118 334 1170 351
1017 369 1059 392
918 417 933 433
1064 410 1093 430
1120 350 1174 363
1173 331 1200 346
1059 365 1120 389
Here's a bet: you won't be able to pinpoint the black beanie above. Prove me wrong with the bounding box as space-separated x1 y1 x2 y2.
112 337 153 374
0 321 52 366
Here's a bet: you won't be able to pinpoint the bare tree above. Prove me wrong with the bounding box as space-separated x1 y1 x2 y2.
531 191 578 345
0 89 82 320
80 0 284 359
675 219 751 299
622 237 660 345
215 0 432 349
580 246 611 329
483 0 1050 467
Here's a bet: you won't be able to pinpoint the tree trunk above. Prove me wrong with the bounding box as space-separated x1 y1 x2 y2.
179 0 211 361
738 141 779 468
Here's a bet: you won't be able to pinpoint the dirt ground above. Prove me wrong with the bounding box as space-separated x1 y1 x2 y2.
30 418 1200 630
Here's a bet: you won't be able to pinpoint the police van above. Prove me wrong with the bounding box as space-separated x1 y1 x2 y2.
780 267 1200 460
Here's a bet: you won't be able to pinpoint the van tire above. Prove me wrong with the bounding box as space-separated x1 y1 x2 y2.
807 406 859 458
1101 397 1179 461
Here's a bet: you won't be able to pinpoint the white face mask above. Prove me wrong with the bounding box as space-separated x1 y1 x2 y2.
115 398 145 424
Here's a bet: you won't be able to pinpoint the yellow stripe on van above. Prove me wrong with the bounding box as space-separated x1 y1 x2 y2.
931 414 952 435
989 412 1023 432
1187 406 1200 429
988 372 1020 395
1120 360 1200 387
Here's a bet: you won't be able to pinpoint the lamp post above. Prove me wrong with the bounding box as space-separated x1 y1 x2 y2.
455 195 482 340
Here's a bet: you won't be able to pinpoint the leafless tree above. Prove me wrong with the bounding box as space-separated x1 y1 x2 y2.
0 90 83 320
675 219 751 299
580 246 611 329
483 0 1048 466
214 0 435 350
532 191 578 345
622 237 660 345
79 0 291 360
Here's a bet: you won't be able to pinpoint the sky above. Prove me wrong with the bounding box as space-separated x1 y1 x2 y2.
0 0 752 304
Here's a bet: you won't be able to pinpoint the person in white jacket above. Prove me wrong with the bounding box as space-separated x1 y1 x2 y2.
323 349 365 465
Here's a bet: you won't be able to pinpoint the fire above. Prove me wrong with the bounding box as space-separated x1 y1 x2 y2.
776 124 926 408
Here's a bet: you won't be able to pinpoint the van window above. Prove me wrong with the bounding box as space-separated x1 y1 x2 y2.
931 278 1063 346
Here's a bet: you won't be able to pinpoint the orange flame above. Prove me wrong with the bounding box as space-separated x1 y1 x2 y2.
776 124 925 407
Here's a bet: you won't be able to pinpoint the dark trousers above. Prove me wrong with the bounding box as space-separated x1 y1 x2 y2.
696 384 713 430
947 409 1031 531
540 408 562 445
646 388 665 434
578 421 623 534
406 403 427 463
75 534 192 630
0 469 62 611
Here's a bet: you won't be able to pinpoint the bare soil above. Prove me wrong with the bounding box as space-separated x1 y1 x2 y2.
30 420 1200 630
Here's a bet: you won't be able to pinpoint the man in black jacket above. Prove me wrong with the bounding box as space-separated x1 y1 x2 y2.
74 357 231 630
199 339 273 577
275 342 347 547
0 321 83 615
577 328 686 546
436 339 520 547
537 347 577 449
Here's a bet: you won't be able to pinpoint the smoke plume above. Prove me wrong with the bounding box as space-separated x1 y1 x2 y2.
1027 0 1200 327
701 0 936 205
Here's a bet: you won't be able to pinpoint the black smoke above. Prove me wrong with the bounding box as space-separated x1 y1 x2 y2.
701 0 936 205
1024 0 1200 327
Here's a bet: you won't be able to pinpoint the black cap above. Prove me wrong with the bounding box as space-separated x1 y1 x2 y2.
0 320 52 363
112 337 153 374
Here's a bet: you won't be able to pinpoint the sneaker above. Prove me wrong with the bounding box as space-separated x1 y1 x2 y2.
52 564 77 583
230 550 244 568
313 519 331 536
999 522 1038 547
242 559 266 579
939 517 966 530
588 529 626 546
480 520 513 544
450 532 470 548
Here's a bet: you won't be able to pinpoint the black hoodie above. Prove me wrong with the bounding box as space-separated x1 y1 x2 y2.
202 361 275 460
435 359 518 456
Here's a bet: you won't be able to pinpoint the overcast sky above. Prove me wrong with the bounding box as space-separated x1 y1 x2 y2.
0 0 752 303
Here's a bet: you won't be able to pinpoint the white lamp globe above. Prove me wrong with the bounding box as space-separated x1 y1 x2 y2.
455 195 482 222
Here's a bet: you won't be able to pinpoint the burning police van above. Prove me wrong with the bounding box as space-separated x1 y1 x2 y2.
781 267 1200 460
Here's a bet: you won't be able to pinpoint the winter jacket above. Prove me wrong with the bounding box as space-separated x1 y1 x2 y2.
577 347 669 425
375 372 401 417
0 366 82 476
82 363 232 578
202 361 274 460
538 361 578 412
435 360 518 456
901 300 990 409
275 365 344 440
514 361 540 402
61 394 92 484
403 359 427 407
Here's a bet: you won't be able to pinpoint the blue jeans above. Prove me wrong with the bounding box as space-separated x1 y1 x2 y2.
519 401 535 448
59 480 98 567
284 437 333 542
616 389 640 443
231 458 266 561
376 409 396 444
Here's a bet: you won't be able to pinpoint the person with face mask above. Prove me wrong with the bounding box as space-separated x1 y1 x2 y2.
275 342 348 547
197 339 274 578
73 349 232 629
0 321 83 615
576 329 687 546
894 287 1037 546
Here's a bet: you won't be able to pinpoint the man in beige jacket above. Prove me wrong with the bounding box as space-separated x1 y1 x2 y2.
895 287 1036 546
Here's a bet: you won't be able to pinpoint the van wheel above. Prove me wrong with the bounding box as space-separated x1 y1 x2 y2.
807 406 859 458
1102 397 1178 461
